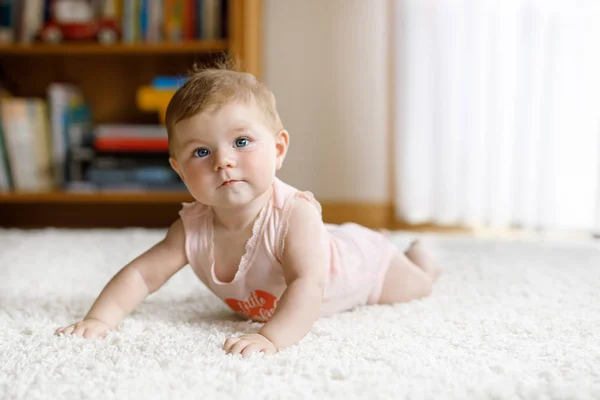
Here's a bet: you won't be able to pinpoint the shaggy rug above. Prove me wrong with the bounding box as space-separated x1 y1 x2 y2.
0 228 598 399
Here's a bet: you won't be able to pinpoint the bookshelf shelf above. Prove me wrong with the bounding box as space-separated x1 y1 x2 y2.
0 40 229 55
0 191 194 204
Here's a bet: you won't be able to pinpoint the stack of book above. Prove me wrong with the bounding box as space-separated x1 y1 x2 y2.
74 124 183 192
0 78 185 193
0 82 87 192
0 95 53 192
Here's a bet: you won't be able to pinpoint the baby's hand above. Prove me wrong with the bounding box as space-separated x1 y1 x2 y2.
223 333 277 358
55 317 111 339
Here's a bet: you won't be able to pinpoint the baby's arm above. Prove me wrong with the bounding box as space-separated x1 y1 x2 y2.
55 219 188 339
224 197 326 356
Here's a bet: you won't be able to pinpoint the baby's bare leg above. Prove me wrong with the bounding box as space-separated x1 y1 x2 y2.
404 240 441 282
377 241 441 305
377 252 434 304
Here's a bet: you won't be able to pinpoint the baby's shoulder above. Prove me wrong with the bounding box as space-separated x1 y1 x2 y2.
178 201 211 219
272 177 322 215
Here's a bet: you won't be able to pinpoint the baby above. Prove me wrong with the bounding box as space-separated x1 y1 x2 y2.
56 66 440 357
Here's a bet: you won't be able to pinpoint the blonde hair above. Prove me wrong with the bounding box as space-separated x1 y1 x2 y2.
165 62 284 155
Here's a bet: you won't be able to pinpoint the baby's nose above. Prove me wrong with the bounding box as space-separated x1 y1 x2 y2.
213 149 236 170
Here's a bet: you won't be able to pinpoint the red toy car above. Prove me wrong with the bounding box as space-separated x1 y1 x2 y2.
39 0 120 44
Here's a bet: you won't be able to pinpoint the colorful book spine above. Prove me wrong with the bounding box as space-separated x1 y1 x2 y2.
0 99 12 190
93 125 169 152
47 83 85 187
1 99 38 191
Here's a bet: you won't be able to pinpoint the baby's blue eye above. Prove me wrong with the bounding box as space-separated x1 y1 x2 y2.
235 138 249 148
194 148 210 158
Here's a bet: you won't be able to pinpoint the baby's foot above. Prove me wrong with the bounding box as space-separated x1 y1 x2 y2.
405 240 441 282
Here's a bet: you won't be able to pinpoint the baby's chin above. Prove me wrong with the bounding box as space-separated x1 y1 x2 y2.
198 188 260 208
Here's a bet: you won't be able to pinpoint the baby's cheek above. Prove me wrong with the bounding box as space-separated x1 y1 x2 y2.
245 148 277 172
183 169 210 195
244 156 264 172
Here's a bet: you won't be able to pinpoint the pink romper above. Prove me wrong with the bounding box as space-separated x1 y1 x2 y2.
179 177 398 322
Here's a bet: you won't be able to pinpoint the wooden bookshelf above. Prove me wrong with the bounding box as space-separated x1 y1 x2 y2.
0 0 262 228
0 40 229 55
0 191 194 204
0 190 194 228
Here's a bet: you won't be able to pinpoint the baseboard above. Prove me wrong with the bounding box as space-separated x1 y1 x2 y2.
321 201 472 233
320 202 395 229
1 200 472 232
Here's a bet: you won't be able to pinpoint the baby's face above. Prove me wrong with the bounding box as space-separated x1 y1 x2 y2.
169 102 287 209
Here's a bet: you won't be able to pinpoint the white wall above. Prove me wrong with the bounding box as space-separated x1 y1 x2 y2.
263 0 390 203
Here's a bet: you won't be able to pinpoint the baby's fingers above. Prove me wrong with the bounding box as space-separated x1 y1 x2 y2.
228 340 249 356
261 346 277 356
57 325 76 336
223 337 240 353
241 343 263 358
72 324 86 337
83 327 108 339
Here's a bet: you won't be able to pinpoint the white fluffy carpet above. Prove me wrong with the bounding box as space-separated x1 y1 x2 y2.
0 228 599 400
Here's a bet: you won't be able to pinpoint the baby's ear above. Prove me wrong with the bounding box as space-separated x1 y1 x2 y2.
275 129 289 170
169 157 185 182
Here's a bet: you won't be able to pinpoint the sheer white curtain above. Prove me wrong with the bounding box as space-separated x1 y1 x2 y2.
392 0 600 231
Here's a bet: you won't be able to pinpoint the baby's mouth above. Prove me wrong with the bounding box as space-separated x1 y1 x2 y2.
219 180 242 188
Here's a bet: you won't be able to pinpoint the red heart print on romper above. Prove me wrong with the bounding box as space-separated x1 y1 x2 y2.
225 290 279 322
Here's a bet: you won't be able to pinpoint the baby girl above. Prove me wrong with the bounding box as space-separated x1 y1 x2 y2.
56 67 440 357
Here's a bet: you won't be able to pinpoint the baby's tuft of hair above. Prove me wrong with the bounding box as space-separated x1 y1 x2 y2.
165 57 283 156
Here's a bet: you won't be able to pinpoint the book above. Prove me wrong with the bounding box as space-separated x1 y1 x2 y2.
27 98 53 190
47 83 85 187
0 97 54 191
0 100 11 191
1 98 38 191
93 124 168 152
18 0 44 43
0 0 15 43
